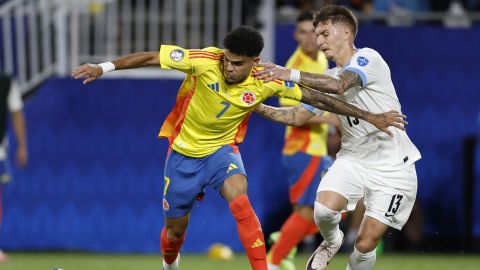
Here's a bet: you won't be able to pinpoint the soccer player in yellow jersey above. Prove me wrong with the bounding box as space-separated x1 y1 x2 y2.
72 26 406 270
266 11 335 270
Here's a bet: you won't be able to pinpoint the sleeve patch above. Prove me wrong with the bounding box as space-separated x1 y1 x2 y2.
285 81 295 88
170 49 185 62
356 56 369 66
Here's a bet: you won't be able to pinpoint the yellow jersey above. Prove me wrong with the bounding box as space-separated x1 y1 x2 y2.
158 45 303 158
279 47 329 156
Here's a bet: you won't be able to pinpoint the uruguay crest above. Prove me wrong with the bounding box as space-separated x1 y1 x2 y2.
357 56 369 66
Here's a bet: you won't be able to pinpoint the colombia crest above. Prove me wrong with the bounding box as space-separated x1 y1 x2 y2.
163 198 170 211
240 91 256 106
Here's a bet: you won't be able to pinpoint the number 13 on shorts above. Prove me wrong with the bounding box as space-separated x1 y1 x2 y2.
385 194 403 217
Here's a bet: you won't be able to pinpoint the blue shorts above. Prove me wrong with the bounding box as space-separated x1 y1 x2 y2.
162 145 247 218
0 159 11 186
282 153 333 206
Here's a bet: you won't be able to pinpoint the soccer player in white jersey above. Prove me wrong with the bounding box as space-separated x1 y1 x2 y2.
254 5 421 270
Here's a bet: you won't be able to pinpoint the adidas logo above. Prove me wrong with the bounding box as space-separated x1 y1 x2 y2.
208 82 220 92
251 239 264 248
226 163 238 173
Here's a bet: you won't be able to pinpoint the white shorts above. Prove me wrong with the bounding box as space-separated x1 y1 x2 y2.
317 157 418 230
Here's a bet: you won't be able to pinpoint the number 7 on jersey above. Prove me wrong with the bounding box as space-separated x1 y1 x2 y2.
216 101 231 118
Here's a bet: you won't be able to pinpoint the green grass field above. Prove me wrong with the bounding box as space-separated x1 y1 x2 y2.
2 252 480 270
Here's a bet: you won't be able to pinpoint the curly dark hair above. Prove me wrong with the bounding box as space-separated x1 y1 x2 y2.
313 5 358 38
223 26 264 57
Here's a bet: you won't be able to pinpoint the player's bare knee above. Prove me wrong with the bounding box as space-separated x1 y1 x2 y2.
166 226 186 240
223 188 247 202
316 191 347 211
314 202 341 226
221 174 247 202
165 215 188 240
354 235 378 253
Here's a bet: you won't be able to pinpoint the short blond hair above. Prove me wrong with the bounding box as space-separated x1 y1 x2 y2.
313 5 358 38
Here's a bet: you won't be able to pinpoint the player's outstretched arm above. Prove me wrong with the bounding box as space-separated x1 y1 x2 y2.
72 51 159 85
300 86 406 137
307 113 341 129
254 104 315 127
254 63 360 94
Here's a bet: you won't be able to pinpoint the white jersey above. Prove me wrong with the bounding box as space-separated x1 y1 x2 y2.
303 48 421 170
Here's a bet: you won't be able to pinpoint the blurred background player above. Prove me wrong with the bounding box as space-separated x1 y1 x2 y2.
71 26 401 270
266 11 339 270
0 73 28 262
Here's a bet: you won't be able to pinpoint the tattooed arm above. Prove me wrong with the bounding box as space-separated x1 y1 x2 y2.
300 85 368 119
298 69 361 94
299 86 406 136
254 63 361 95
254 104 315 127
308 113 341 129
255 87 406 136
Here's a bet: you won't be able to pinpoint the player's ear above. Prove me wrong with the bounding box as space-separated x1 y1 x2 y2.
343 25 351 40
253 57 260 64
293 29 299 42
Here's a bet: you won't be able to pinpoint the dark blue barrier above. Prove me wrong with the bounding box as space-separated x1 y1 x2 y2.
0 25 479 252
475 139 480 237
0 78 287 252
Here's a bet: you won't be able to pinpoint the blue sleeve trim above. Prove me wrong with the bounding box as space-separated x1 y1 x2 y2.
301 103 324 115
301 103 316 113
344 66 367 87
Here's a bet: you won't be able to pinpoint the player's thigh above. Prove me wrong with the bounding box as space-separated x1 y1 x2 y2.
283 153 325 206
206 145 247 200
317 157 364 212
364 164 418 230
163 150 206 219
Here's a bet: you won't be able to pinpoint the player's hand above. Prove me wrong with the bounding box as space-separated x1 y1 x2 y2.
369 110 407 137
254 62 291 82
16 146 28 168
72 63 103 85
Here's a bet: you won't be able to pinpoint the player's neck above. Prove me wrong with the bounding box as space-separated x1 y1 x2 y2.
334 45 356 68
305 50 317 61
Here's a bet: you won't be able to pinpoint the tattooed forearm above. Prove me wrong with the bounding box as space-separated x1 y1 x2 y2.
300 85 371 121
254 104 302 126
301 87 407 135
299 70 362 94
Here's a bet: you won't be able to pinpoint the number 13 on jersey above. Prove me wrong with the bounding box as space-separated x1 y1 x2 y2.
346 116 359 127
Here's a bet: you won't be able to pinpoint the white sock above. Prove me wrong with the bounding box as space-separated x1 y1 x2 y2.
163 254 180 270
267 263 279 270
346 246 376 270
314 202 342 245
